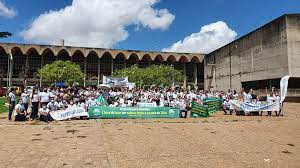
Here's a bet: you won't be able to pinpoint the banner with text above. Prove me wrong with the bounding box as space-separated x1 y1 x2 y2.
191 102 209 118
280 75 290 103
50 107 88 121
230 100 280 112
88 106 180 119
203 98 222 113
103 76 128 87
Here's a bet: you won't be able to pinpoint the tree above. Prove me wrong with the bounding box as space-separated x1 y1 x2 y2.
112 64 184 87
38 60 84 86
0 31 12 87
0 32 12 39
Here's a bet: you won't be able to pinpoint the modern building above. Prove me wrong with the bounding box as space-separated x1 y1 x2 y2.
0 14 299 93
0 43 204 87
204 14 300 93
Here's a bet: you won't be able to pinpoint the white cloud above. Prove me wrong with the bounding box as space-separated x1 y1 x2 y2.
0 0 17 18
162 21 237 54
21 0 175 48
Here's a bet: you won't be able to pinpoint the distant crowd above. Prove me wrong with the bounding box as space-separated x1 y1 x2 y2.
6 86 282 123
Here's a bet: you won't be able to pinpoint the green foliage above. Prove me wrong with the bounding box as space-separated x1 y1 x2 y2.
112 64 183 87
0 97 8 113
0 32 12 38
38 60 84 86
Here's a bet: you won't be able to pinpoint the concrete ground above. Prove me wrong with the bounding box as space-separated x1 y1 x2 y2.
0 103 299 168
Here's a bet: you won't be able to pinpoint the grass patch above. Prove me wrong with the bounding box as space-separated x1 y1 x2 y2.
287 144 295 147
77 135 87 138
0 97 9 113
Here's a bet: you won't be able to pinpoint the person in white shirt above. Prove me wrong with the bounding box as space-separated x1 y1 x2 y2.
21 91 30 111
30 89 39 120
87 95 98 109
39 88 50 107
8 88 16 121
39 105 53 123
242 90 252 103
47 98 59 111
58 99 68 110
14 99 27 121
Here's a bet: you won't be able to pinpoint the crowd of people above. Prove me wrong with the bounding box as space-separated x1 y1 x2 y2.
6 86 282 123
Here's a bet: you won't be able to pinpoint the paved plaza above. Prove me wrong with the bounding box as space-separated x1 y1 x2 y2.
0 103 299 168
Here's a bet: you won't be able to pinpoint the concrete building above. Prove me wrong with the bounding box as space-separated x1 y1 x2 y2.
0 43 204 87
204 14 300 93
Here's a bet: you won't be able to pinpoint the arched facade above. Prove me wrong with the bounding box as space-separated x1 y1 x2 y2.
0 43 204 87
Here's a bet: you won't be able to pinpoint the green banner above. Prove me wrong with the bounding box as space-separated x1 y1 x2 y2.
191 102 209 118
203 98 222 113
88 106 180 119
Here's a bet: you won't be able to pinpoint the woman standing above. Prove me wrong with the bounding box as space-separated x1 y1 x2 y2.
30 89 39 120
8 88 16 122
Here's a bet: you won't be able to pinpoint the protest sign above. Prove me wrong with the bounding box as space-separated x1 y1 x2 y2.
191 102 209 118
230 100 280 112
203 98 222 113
103 76 128 87
50 107 88 121
88 106 180 119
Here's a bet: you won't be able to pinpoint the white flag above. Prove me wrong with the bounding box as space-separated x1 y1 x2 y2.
9 52 13 60
280 75 290 103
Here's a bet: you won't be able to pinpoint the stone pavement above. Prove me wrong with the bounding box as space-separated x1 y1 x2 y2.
0 103 299 168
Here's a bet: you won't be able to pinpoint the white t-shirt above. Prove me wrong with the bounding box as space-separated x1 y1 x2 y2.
87 99 98 107
9 92 16 102
31 94 39 103
243 92 252 103
15 104 25 115
39 108 50 116
21 93 29 104
39 92 50 103
47 102 59 111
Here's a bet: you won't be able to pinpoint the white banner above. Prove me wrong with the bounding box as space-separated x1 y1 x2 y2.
280 75 290 103
230 100 280 112
50 107 88 121
103 76 128 87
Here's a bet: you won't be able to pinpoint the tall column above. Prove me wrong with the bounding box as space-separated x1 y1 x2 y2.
24 55 29 87
183 63 186 89
84 58 87 87
111 59 114 75
9 58 13 88
193 63 198 85
97 58 101 85
39 55 44 87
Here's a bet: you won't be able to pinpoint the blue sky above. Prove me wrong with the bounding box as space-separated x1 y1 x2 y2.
0 0 299 53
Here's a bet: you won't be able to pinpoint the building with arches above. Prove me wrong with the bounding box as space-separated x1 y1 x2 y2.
0 43 204 87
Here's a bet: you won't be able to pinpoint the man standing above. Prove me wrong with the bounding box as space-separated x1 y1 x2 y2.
8 88 16 121
21 90 29 112
39 88 50 107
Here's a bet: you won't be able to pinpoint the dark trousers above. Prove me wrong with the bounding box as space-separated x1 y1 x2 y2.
23 103 29 111
15 114 27 121
40 114 54 123
30 102 39 119
8 101 15 121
